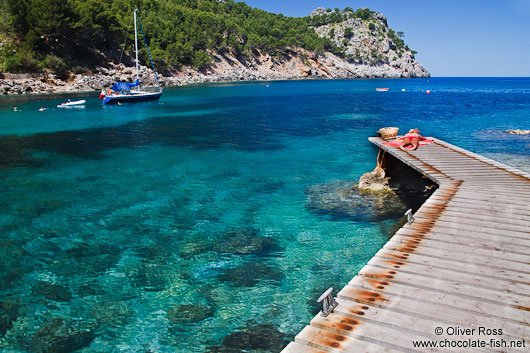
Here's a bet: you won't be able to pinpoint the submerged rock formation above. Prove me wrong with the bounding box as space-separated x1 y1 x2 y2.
306 181 406 222
166 304 214 324
307 146 437 223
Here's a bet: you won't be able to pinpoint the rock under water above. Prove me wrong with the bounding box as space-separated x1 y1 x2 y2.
306 180 406 222
90 300 135 328
214 228 282 256
31 281 72 302
0 297 20 336
22 317 97 353
218 261 283 287
207 322 291 352
166 304 214 324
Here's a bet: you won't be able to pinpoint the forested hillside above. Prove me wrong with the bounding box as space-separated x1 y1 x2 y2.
0 0 421 76
0 0 346 74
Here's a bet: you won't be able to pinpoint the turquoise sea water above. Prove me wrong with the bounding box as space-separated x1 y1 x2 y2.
0 78 529 352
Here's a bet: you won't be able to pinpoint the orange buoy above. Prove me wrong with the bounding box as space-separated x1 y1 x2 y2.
426 90 431 94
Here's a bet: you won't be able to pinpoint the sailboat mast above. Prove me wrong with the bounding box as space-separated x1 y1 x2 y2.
134 9 139 83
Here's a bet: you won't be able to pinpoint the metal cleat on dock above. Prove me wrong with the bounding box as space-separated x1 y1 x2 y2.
404 208 415 224
317 287 338 317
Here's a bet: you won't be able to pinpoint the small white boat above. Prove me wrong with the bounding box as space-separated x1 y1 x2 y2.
57 100 86 108
376 88 389 92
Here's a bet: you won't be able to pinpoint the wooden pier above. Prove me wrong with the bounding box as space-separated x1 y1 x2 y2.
282 137 530 352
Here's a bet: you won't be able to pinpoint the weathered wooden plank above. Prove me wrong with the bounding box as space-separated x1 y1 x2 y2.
449 191 530 200
341 282 530 333
395 227 530 253
377 248 530 280
310 313 443 353
385 234 529 265
413 210 530 229
424 197 530 210
406 223 530 246
339 288 530 342
455 181 530 186
365 256 530 294
456 187 530 195
357 264 530 308
407 211 530 233
392 230 530 266
283 342 329 353
331 297 522 350
441 173 527 178
295 325 395 352
438 171 518 176
412 160 510 168
412 160 499 166
433 197 530 209
432 140 530 177
452 178 528 183
411 216 530 239
418 207 530 225
420 200 530 216
430 194 530 209
439 186 530 194
415 207 530 227
413 162 493 167
451 192 530 200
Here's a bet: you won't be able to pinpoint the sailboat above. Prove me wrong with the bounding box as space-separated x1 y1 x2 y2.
101 9 162 104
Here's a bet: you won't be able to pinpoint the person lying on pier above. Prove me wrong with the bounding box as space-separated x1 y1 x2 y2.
399 129 427 151
382 129 433 150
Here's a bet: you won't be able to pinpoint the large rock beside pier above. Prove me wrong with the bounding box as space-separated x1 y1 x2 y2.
358 166 391 192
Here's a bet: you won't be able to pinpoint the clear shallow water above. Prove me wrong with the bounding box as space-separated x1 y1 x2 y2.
0 78 529 352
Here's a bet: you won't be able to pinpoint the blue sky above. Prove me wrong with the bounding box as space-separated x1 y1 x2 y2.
239 0 530 77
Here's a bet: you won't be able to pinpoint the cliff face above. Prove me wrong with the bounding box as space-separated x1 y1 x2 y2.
0 8 429 95
197 8 429 81
310 8 429 78
166 8 429 82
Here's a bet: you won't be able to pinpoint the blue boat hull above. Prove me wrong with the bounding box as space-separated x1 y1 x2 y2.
103 92 162 104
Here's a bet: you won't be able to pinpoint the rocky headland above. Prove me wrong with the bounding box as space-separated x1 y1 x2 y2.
0 8 429 95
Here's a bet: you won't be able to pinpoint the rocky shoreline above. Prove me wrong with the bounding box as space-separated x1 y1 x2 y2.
0 49 428 95
0 41 430 95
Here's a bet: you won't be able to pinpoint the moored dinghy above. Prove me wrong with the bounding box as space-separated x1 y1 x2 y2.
57 99 86 108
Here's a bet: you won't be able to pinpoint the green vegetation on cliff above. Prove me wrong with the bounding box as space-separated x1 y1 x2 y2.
0 1 416 75
1 0 343 74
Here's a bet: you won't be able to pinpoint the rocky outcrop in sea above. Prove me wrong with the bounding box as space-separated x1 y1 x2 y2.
505 129 530 135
